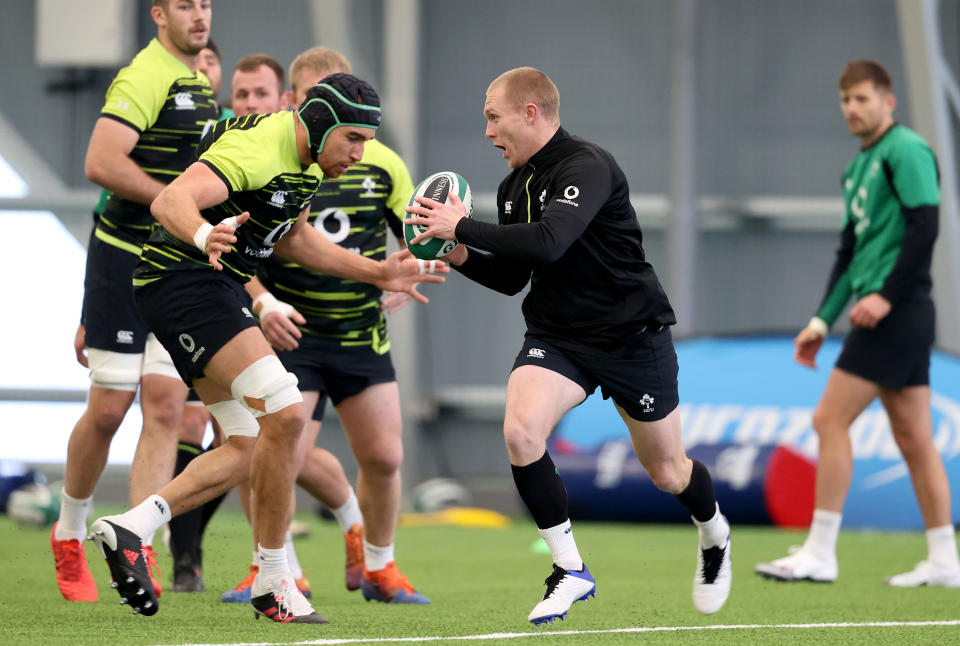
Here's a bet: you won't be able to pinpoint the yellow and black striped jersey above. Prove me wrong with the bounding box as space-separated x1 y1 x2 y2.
257 139 414 352
96 38 219 255
135 111 323 286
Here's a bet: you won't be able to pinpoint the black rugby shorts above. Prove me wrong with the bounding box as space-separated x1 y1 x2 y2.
512 327 679 421
836 295 934 389
134 271 257 384
275 335 396 420
82 236 150 353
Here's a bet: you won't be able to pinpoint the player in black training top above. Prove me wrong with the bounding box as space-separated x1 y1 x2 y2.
405 66 732 624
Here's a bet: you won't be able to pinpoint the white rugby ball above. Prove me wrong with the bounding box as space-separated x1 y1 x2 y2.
404 171 473 260
8 482 60 528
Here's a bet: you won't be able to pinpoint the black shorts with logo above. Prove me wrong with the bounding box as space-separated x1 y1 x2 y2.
134 270 257 384
836 294 934 390
275 335 396 421
512 326 679 421
83 235 150 353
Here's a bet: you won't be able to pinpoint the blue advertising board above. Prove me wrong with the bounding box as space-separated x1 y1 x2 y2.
552 336 960 529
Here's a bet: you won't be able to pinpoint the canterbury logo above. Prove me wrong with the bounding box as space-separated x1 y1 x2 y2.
123 549 141 566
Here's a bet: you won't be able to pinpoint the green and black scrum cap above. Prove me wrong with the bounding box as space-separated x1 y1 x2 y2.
297 73 381 158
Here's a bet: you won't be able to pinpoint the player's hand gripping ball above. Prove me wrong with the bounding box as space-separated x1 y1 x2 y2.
404 171 473 260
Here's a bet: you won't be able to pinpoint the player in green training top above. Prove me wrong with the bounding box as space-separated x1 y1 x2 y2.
51 0 217 605
235 46 429 605
88 73 447 623
756 60 960 587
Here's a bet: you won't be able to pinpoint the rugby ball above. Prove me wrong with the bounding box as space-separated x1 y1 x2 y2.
7 482 61 528
411 478 472 513
404 171 473 260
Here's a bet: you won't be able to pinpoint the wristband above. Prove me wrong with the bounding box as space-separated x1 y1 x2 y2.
253 292 295 319
193 222 214 253
807 316 828 338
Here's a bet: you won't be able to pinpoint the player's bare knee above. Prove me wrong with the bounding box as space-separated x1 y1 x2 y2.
268 403 307 439
357 447 402 477
503 417 543 459
890 424 932 459
645 460 687 494
87 406 127 437
141 393 183 433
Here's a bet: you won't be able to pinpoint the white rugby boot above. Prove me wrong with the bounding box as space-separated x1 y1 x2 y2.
693 529 732 614
755 545 838 583
885 560 960 588
527 563 596 625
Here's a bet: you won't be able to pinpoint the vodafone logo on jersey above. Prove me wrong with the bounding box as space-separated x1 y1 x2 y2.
557 185 580 207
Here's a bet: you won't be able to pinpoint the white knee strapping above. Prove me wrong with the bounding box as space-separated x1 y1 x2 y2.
140 333 181 380
230 355 302 418
87 348 141 392
206 399 260 438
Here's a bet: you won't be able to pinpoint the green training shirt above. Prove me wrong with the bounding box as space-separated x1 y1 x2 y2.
817 124 940 326
256 139 414 352
134 111 324 286
96 38 219 255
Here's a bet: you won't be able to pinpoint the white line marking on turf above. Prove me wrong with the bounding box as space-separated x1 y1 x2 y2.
161 619 960 646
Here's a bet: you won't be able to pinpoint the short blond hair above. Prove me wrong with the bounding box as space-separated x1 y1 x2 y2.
289 47 352 94
488 67 559 122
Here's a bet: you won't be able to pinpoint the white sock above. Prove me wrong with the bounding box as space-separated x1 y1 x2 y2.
926 525 960 570
364 539 395 572
251 550 259 568
55 490 92 541
256 544 289 586
118 495 171 542
539 519 583 571
803 509 842 558
692 504 729 549
284 531 303 579
331 489 363 533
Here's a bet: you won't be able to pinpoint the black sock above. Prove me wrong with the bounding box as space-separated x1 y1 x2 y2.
511 451 569 529
169 443 204 564
674 459 718 523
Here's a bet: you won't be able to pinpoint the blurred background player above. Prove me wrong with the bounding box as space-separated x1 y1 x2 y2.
755 60 960 587
166 34 235 593
51 0 217 603
405 66 732 623
221 46 429 605
196 37 234 120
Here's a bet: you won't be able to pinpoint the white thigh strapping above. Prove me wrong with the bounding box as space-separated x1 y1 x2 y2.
87 348 141 392
206 399 260 438
230 355 302 418
141 333 182 380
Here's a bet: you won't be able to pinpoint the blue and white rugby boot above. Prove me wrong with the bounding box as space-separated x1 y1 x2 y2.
527 563 596 625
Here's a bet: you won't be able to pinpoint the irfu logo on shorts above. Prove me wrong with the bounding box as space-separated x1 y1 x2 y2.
639 393 655 413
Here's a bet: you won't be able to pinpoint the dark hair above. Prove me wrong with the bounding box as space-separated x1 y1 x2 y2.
204 37 221 61
234 54 285 93
839 60 893 92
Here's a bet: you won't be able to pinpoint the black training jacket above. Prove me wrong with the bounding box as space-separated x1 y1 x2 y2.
454 127 675 354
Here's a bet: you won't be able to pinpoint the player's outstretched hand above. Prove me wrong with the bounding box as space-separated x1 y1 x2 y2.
380 248 448 304
261 309 306 352
405 193 467 244
207 212 250 270
381 291 414 314
793 326 824 369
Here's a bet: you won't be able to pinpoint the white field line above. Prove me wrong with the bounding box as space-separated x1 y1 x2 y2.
160 619 960 646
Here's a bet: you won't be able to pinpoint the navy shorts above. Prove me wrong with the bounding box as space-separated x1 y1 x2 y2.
512 326 679 421
82 235 150 353
836 295 934 390
134 271 257 384
275 335 395 421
